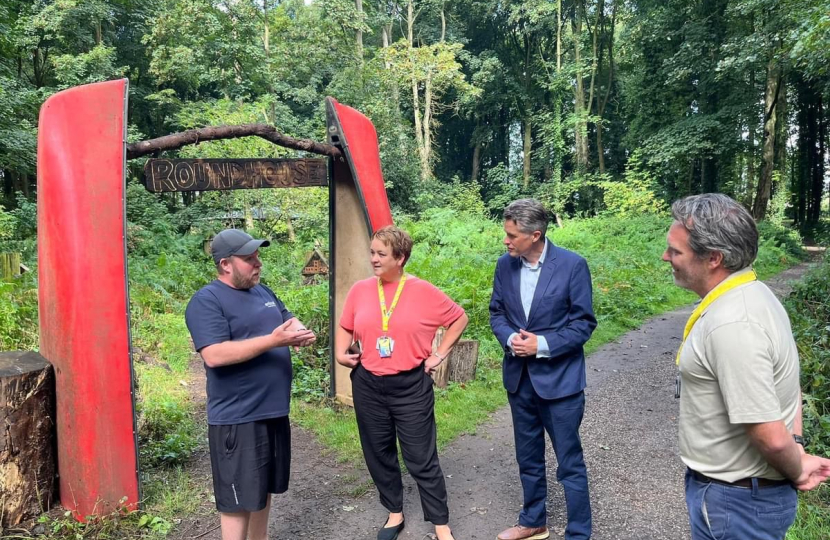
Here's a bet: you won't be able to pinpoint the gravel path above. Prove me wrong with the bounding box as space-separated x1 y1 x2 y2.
176 262 815 540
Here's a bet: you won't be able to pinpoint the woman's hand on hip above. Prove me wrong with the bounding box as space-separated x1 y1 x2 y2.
424 354 443 374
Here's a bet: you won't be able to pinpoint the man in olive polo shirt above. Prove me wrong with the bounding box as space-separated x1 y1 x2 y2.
663 193 830 540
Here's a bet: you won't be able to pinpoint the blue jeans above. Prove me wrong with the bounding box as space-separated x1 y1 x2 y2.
508 371 591 540
685 469 797 540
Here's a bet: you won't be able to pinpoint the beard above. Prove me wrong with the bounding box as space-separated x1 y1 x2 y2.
671 266 706 296
231 267 259 289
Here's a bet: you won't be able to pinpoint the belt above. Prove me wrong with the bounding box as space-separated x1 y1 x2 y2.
691 469 791 489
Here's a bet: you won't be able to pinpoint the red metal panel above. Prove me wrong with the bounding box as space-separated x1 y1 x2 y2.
37 79 138 518
325 97 394 232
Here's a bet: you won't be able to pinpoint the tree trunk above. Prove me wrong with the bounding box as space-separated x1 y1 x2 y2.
775 77 788 179
552 0 564 225
702 158 717 193
286 215 296 242
794 80 809 225
421 72 433 182
572 13 589 173
596 0 617 175
0 352 57 528
263 0 269 53
244 202 254 230
355 0 364 61
810 93 824 223
471 140 482 182
744 58 757 208
523 117 532 188
753 56 782 220
596 123 605 174
382 24 392 69
407 0 429 182
745 87 757 206
10 171 30 197
440 7 446 42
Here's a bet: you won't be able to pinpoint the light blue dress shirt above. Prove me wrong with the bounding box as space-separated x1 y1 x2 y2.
507 242 550 358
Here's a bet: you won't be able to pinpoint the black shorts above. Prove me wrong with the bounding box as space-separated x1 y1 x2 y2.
208 417 291 512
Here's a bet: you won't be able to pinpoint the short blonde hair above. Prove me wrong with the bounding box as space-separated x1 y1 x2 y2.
372 225 413 265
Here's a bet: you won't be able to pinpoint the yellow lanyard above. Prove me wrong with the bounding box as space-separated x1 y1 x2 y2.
676 270 757 366
378 274 407 333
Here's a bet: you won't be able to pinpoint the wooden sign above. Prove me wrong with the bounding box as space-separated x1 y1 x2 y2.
143 158 328 193
302 249 329 276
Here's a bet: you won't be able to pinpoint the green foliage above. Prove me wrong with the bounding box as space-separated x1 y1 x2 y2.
602 151 668 216
786 259 830 456
802 218 830 247
480 163 523 217
404 208 505 358
0 269 38 351
0 202 15 240
0 74 38 175
446 178 488 218
36 503 172 539
766 172 790 225
789 0 830 78
757 220 804 260
787 489 830 540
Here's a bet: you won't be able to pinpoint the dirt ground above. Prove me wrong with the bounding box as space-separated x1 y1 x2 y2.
169 262 817 540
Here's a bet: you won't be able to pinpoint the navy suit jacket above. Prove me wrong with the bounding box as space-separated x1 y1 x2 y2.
489 239 597 400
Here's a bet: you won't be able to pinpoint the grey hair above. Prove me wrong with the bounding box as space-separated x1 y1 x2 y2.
503 199 549 237
671 193 758 272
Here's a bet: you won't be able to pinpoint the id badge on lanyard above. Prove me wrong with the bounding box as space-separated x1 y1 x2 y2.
378 275 406 359
377 336 395 358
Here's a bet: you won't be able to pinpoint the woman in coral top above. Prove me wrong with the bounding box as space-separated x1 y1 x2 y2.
336 225 469 540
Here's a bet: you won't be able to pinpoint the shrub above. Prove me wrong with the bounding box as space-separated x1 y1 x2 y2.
785 259 830 456
0 268 39 351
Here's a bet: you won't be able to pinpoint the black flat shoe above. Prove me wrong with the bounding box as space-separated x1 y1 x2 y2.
377 518 405 540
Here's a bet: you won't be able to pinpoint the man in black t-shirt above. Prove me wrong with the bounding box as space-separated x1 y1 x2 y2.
185 229 316 540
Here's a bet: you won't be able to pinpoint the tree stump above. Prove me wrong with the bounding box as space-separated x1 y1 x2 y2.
0 253 21 279
430 329 479 388
0 351 57 527
448 339 479 384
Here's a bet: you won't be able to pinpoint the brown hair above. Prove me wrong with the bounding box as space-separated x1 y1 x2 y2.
371 225 413 265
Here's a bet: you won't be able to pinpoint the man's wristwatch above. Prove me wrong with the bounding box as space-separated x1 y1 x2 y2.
793 434 805 447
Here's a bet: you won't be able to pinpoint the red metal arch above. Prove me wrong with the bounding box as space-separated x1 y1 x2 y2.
36 80 393 516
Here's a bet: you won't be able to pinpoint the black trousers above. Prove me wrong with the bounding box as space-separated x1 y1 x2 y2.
351 363 449 525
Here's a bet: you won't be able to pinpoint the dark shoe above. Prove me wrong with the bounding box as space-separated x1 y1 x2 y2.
496 524 549 540
377 517 405 540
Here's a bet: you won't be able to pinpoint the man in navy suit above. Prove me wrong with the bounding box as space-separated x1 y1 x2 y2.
490 199 597 540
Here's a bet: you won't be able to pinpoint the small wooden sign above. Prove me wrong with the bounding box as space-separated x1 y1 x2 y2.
143 158 328 193
302 249 329 276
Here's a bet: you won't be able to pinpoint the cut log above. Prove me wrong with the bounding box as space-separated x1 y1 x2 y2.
0 253 21 279
430 329 479 388
0 351 57 527
448 339 479 384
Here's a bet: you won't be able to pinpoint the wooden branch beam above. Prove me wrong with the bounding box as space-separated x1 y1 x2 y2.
125 123 343 160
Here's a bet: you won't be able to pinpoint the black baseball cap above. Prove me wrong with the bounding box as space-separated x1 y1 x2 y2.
211 229 271 264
